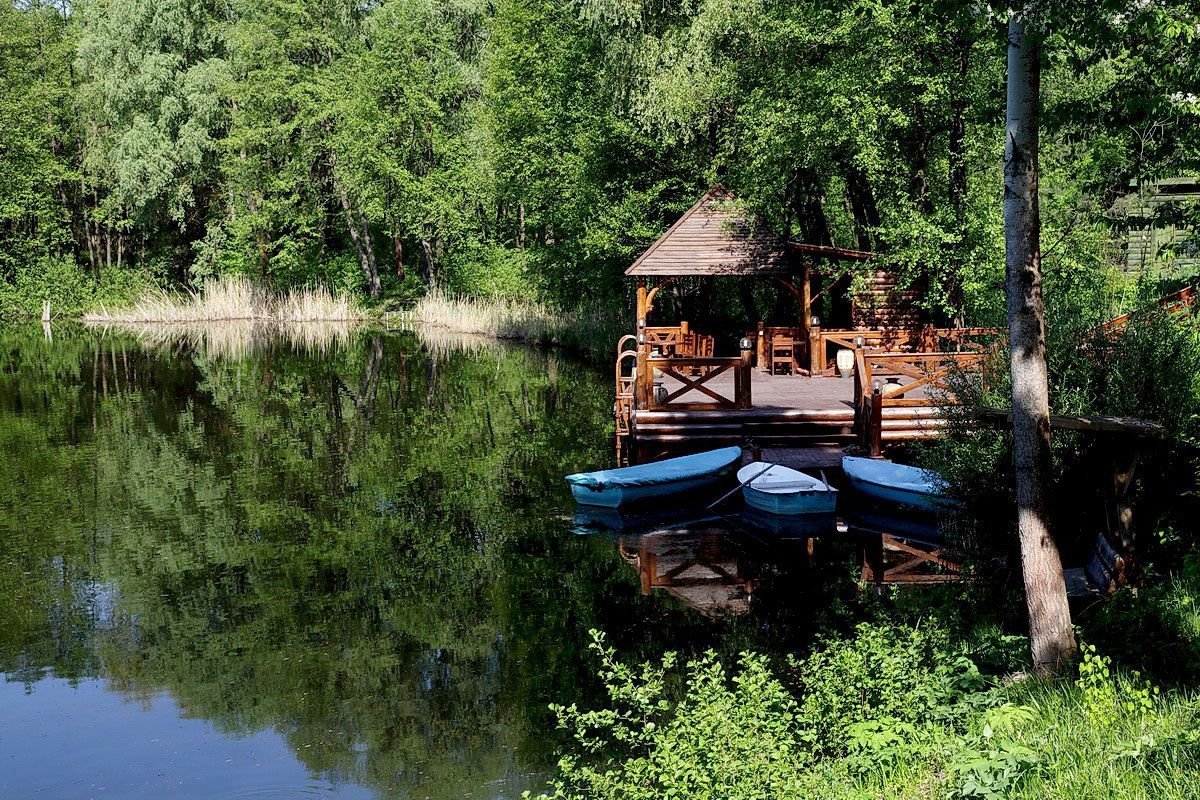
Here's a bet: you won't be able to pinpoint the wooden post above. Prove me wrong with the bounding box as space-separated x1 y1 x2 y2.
1103 446 1140 583
635 345 651 409
738 347 753 409
809 323 823 373
920 323 937 353
757 320 766 369
801 261 812 329
636 279 648 326
869 388 884 458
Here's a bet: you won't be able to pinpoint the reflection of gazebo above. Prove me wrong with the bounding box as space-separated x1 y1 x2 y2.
614 185 1000 464
619 532 753 618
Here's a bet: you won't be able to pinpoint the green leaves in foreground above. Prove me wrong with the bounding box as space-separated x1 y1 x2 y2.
534 623 1200 800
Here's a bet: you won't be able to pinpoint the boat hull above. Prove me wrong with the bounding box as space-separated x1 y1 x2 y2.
742 485 837 516
844 476 947 512
566 446 742 508
568 473 727 509
841 456 957 512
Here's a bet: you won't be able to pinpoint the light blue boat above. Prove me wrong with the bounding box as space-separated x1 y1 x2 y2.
566 446 742 508
841 456 958 512
738 462 837 516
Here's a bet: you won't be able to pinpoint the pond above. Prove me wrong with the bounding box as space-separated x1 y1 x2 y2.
0 324 959 799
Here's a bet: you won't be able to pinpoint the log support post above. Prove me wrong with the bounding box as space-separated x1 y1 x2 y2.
869 388 884 458
810 323 824 373
737 346 753 409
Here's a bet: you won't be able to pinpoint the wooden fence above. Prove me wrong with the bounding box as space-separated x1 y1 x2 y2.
636 352 753 411
813 325 1000 375
854 349 989 456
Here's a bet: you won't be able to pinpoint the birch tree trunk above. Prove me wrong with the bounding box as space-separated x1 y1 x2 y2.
1004 13 1076 673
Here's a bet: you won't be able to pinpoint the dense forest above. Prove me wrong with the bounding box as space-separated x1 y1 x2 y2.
2 0 1198 318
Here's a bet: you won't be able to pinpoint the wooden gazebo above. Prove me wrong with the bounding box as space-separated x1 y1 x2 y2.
614 185 1000 464
628 184 877 373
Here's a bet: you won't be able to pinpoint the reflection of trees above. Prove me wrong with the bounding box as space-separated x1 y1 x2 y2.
0 326 632 797
3 325 881 798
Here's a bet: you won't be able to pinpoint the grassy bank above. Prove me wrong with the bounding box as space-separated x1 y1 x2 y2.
535 621 1200 800
408 291 622 360
83 276 365 323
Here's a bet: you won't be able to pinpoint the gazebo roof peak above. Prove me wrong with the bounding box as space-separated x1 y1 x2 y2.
626 185 789 277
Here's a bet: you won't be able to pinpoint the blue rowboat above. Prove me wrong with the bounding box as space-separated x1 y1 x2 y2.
566 446 742 508
738 462 837 516
841 456 959 512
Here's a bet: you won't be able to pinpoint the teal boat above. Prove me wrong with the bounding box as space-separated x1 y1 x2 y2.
841 456 958 512
566 446 742 508
738 462 837 516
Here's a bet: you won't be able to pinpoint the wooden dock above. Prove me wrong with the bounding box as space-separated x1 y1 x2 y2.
623 366 957 463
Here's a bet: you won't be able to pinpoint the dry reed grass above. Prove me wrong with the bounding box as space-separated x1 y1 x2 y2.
84 276 363 323
408 290 619 357
91 320 358 359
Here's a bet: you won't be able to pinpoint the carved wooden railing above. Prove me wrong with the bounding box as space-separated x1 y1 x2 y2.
854 349 989 456
637 353 753 411
814 326 1001 375
614 335 638 462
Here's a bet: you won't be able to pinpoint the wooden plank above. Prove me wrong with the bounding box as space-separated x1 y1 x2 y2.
975 407 1167 437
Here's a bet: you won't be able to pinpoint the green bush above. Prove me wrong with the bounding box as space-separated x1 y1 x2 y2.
0 255 151 318
533 625 1200 800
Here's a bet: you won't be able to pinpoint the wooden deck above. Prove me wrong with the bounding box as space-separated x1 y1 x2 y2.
630 371 947 461
655 371 934 410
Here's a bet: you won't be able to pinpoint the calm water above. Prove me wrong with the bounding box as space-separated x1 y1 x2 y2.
0 324 942 799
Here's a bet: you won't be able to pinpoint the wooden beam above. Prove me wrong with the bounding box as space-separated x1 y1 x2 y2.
975 407 1167 437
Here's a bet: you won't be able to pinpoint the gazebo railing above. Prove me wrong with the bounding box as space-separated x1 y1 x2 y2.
637 354 752 411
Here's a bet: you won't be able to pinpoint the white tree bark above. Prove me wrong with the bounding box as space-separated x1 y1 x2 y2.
1004 12 1076 673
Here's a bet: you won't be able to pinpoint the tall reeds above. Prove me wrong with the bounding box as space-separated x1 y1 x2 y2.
408 290 620 358
83 276 363 323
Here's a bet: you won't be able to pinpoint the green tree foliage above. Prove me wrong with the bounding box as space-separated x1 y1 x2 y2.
0 3 77 285
76 0 229 245
0 0 1196 323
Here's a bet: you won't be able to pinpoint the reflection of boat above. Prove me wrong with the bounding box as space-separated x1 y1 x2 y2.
566 446 742 508
571 505 723 536
739 507 838 539
841 456 957 511
844 508 942 544
738 462 837 516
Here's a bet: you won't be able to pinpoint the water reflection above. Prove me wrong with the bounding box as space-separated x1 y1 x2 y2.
0 323 968 799
577 503 963 619
0 324 621 799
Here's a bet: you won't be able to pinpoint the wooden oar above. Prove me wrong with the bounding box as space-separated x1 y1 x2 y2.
706 462 777 511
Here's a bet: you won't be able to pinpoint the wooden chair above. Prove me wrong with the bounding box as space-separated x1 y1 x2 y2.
769 336 797 375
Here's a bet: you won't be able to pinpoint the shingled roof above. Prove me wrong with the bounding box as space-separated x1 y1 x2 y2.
626 185 789 276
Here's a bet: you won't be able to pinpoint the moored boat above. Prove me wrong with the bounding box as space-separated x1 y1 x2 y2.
566 446 742 508
738 462 837 516
841 456 958 512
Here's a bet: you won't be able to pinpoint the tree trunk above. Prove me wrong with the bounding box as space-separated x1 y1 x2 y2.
393 233 405 279
336 185 380 298
844 165 880 251
946 27 971 326
1004 14 1076 674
